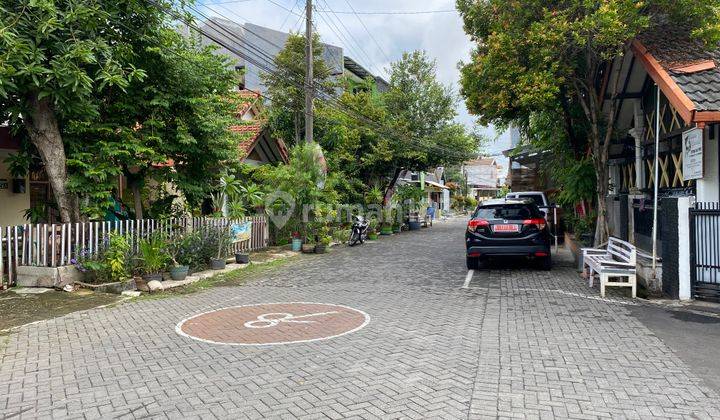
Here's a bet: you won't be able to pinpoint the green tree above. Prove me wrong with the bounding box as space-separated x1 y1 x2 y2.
0 0 239 221
457 0 720 245
0 0 155 222
65 28 239 218
384 50 478 199
385 51 456 139
263 32 334 145
314 78 398 204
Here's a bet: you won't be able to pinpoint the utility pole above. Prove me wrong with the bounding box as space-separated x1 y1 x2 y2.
304 0 314 144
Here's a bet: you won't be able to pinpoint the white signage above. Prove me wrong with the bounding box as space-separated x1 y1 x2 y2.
682 127 703 181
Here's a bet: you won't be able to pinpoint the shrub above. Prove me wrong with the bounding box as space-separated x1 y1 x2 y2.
332 228 351 243
136 235 169 275
167 232 197 267
104 233 132 282
72 232 132 284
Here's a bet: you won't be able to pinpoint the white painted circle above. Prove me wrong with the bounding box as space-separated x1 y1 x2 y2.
175 302 370 346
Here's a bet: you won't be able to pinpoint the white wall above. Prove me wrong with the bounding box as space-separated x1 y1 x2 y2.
0 149 30 226
696 125 719 203
677 197 692 301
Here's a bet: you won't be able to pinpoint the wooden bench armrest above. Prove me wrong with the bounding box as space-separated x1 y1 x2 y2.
597 261 634 268
582 247 607 255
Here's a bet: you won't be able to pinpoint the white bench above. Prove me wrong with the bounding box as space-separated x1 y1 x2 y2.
582 237 637 298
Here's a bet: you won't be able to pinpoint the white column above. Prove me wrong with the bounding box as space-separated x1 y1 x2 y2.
677 196 693 301
696 125 719 202
629 100 646 192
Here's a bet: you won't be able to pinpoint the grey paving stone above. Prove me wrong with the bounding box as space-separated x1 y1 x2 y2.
0 219 718 419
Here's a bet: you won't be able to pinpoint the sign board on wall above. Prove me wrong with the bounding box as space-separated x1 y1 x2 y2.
682 127 703 181
230 221 252 243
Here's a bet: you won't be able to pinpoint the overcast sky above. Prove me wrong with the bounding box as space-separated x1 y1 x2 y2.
198 0 509 159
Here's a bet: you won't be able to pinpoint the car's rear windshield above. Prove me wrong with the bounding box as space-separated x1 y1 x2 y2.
473 204 542 220
508 194 545 207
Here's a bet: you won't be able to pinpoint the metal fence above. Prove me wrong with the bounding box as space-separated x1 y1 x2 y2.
690 202 720 301
0 216 268 288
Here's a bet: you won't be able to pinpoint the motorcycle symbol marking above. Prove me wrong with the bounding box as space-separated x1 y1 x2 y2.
243 311 340 329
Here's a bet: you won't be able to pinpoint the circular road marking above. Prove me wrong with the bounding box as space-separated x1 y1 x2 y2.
176 302 370 346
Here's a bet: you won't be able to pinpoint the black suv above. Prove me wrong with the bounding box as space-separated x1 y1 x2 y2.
465 199 552 270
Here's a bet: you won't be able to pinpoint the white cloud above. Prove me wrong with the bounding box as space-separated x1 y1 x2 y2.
201 0 505 153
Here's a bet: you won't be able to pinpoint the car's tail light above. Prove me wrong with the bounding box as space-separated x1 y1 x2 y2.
523 218 546 230
467 218 489 233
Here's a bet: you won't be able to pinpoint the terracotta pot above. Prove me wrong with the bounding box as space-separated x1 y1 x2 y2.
134 276 149 292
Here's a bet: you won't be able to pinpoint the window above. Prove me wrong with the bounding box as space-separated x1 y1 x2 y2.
473 204 541 220
509 193 545 206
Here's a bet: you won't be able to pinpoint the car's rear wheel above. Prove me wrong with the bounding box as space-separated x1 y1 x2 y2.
539 255 552 271
466 256 480 270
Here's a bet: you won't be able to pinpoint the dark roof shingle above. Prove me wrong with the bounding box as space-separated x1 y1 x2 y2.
639 26 720 111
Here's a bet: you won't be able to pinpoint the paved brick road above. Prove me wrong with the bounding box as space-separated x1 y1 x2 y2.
1 218 719 419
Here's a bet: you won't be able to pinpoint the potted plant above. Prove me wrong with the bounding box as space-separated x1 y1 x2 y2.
379 206 394 235
137 235 169 283
314 224 332 253
291 231 302 251
395 185 425 230
315 234 331 254
392 222 402 234
301 237 316 253
235 251 250 264
167 233 192 281
211 228 231 270
367 218 379 240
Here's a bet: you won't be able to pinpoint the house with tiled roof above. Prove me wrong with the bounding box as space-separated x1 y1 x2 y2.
229 89 288 166
598 25 720 300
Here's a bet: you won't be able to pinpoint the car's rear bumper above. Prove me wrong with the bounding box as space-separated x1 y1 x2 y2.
466 244 550 257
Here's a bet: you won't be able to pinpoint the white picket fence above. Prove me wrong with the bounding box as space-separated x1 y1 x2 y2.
0 216 268 287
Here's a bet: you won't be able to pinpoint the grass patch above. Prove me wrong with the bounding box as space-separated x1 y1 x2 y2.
0 289 120 333
136 256 293 301
0 249 298 332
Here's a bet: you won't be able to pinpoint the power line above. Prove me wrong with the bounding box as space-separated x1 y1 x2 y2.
340 0 392 68
201 0 386 90
200 0 256 5
312 1 384 78
183 3 471 160
199 1 457 14
316 9 457 15
149 0 473 161
279 0 300 31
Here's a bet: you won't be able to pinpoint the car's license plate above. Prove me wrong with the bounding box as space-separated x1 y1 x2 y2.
493 224 519 233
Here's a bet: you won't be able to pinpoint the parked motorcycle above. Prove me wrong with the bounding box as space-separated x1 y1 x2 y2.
348 215 369 246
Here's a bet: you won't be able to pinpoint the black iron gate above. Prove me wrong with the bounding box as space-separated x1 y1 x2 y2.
690 202 720 301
